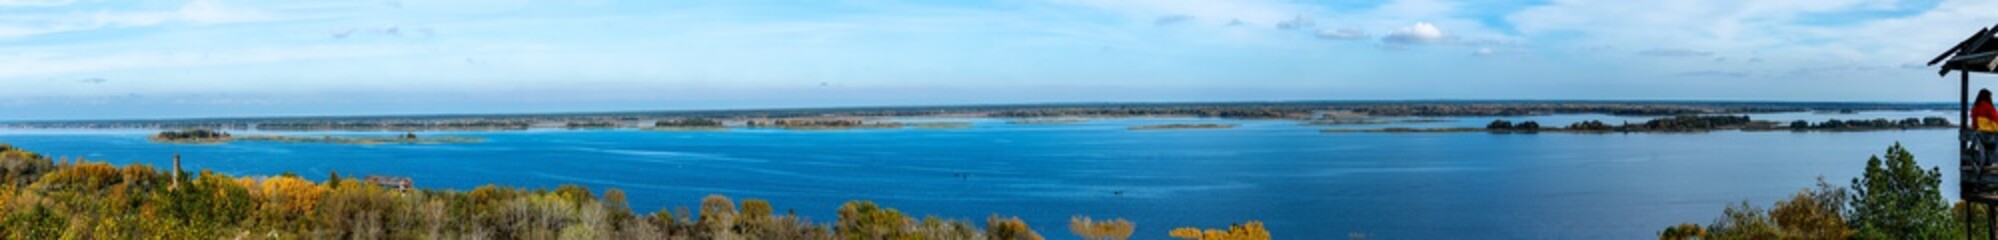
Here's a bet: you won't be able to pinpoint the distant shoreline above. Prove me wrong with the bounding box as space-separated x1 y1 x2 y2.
0 101 1955 132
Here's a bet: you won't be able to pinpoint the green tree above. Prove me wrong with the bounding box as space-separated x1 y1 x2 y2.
3 204 63 239
987 214 1043 240
1658 223 1705 240
836 201 909 240
1848 143 1956 239
1769 178 1852 239
699 194 739 239
1704 201 1779 239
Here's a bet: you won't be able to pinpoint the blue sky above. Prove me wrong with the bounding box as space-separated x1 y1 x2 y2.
0 0 1994 120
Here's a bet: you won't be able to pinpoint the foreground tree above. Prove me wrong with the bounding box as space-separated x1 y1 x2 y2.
986 214 1044 240
1848 143 1955 239
1069 215 1134 240
1770 178 1852 239
1658 223 1705 240
1663 143 1961 239
1168 221 1269 240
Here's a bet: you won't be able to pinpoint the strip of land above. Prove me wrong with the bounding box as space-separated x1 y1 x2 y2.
1129 123 1239 130
152 130 482 144
2 101 1952 132
1325 116 1956 133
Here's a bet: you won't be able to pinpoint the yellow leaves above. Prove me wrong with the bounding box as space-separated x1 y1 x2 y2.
232 177 257 190
1768 187 1853 239
1168 221 1270 240
836 200 909 239
33 161 120 191
1169 228 1201 238
699 194 737 227
255 176 325 218
1068 215 1134 240
986 215 1043 240
741 199 773 220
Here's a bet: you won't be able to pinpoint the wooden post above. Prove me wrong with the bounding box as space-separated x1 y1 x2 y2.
172 153 181 190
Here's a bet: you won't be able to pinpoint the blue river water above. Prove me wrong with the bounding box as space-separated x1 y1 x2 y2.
0 111 1962 239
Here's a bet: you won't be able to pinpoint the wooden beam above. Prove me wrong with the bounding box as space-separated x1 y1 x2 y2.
1934 28 1991 66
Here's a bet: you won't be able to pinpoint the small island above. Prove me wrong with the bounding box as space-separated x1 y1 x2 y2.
1006 118 1086 124
234 134 484 145
745 118 903 130
564 121 622 129
150 129 232 143
909 122 974 129
1128 123 1239 130
645 119 728 131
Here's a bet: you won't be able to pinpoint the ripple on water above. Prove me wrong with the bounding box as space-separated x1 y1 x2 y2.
570 147 770 163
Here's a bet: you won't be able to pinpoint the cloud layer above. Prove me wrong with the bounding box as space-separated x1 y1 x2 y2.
0 0 1991 119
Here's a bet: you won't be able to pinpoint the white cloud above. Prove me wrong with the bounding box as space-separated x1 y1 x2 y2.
177 0 271 24
0 0 282 38
1506 0 1998 68
1382 22 1445 45
0 0 73 7
0 44 411 79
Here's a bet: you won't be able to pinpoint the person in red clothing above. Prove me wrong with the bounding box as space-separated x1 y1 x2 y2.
1977 89 1998 132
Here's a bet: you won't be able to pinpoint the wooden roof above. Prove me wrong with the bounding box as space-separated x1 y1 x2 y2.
1931 24 1998 75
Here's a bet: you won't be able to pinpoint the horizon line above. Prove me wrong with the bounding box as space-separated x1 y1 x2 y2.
4 99 1959 123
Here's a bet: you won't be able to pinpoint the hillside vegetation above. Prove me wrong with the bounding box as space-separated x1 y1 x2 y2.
0 144 1265 239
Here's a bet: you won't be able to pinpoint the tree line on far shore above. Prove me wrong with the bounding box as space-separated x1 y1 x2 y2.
1482 116 1952 132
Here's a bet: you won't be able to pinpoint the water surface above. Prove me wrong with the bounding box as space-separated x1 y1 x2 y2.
0 112 1958 239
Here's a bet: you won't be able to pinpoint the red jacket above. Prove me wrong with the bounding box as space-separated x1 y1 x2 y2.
1977 101 1998 130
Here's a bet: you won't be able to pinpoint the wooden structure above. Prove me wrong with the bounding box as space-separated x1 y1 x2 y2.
365 175 414 191
1931 23 1998 240
171 154 181 190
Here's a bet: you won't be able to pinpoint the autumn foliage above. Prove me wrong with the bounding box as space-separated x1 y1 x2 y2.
0 143 1263 239
1168 221 1270 240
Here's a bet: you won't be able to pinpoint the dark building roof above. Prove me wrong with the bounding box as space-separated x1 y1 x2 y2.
364 175 414 190
1932 24 1998 75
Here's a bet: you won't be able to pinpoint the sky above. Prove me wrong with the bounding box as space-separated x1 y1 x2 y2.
1 0 1995 120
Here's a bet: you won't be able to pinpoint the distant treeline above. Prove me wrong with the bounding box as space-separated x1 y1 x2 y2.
745 119 903 129
1482 116 1953 132
565 121 621 128
0 101 1949 130
654 119 724 128
1785 117 1953 131
153 129 230 140
254 121 532 131
0 144 1267 239
1354 104 1757 116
